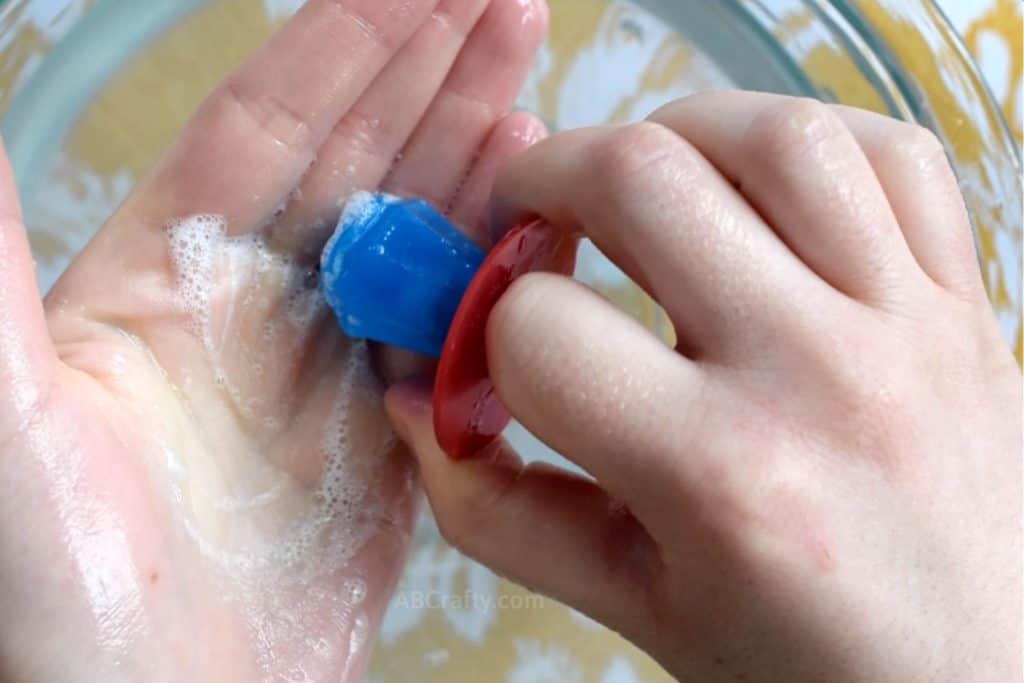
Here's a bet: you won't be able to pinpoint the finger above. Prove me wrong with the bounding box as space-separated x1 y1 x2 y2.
0 139 54 434
649 92 923 307
383 0 548 210
486 272 706 530
491 123 824 356
385 378 663 629
270 0 495 255
373 112 547 383
831 106 984 299
127 0 439 234
448 111 547 246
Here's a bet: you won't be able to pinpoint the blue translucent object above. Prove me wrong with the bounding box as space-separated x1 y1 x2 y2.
320 192 485 358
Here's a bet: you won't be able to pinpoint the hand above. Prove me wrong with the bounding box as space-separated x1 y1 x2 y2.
387 91 1023 682
0 0 546 680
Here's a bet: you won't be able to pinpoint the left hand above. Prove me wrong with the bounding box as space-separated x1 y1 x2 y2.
0 0 547 680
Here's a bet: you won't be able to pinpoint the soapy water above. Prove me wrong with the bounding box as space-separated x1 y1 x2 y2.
164 213 394 576
162 213 400 679
167 213 329 424
319 191 400 297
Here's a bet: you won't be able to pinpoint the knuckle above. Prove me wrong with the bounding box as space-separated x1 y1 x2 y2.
746 461 839 572
330 107 389 158
885 124 951 177
899 124 945 157
665 370 714 460
222 79 314 155
820 346 919 471
595 122 677 172
587 122 683 201
435 472 517 551
647 91 697 122
749 97 845 163
649 90 730 126
327 0 399 52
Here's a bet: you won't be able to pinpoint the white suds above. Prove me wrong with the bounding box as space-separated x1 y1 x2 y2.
166 215 330 421
166 213 225 335
164 213 397 680
275 341 389 577
343 577 368 606
165 214 394 568
169 340 389 578
335 190 401 236
321 191 402 294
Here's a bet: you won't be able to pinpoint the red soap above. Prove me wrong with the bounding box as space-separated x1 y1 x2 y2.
434 219 578 460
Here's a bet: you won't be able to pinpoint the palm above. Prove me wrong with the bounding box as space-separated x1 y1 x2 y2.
0 0 546 680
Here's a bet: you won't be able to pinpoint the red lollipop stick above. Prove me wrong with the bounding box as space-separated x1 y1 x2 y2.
434 220 578 460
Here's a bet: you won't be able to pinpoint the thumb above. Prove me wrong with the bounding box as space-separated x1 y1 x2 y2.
385 377 664 633
0 137 54 438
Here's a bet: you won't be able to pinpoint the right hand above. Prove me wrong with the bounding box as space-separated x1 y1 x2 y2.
387 92 1023 682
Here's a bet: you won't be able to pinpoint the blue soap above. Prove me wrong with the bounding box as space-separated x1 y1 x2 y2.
320 192 485 357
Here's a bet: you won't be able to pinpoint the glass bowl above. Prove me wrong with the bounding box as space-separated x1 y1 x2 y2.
1 1 1020 680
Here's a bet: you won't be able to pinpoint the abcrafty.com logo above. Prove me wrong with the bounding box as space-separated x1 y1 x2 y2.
392 589 546 611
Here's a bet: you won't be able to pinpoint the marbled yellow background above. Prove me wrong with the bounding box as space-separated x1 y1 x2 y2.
0 1 1019 681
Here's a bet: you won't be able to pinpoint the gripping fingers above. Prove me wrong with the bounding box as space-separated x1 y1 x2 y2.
649 92 926 307
830 105 983 299
490 122 825 358
486 272 706 532
373 112 548 384
385 379 663 629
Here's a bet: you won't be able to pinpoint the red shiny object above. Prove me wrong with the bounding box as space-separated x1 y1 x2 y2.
434 219 578 460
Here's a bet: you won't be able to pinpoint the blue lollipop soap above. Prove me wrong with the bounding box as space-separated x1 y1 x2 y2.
320 192 485 357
